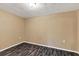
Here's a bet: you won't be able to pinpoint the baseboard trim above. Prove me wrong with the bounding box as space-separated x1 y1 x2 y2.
23 41 79 54
0 41 79 54
0 41 24 52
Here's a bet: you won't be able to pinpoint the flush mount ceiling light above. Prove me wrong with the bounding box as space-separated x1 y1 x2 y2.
29 3 37 8
26 3 41 10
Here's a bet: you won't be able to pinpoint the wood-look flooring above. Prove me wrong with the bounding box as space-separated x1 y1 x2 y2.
0 43 79 56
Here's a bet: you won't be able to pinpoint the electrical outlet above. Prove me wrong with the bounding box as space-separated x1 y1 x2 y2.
62 40 66 44
18 36 22 40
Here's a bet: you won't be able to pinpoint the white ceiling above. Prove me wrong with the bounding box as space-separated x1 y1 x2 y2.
0 3 79 18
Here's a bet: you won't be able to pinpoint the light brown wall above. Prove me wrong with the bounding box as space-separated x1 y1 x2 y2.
0 10 25 50
25 11 77 51
77 11 79 51
0 9 78 51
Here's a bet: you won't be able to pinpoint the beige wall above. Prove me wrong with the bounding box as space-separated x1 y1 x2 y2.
77 11 79 51
25 11 77 51
0 9 78 52
0 10 25 50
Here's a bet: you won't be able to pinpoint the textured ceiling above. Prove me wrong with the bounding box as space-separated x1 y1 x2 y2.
0 3 79 18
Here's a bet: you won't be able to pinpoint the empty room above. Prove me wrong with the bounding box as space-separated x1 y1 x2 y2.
0 3 79 56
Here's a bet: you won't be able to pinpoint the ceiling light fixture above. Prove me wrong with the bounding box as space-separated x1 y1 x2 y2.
26 3 40 10
29 3 37 8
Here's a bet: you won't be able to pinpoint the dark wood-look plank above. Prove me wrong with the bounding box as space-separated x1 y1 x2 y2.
0 43 79 56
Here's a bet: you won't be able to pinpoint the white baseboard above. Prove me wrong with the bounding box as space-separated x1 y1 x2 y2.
0 41 79 54
0 41 24 52
23 41 79 54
